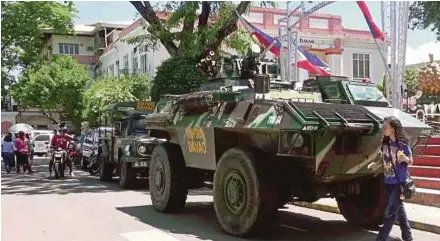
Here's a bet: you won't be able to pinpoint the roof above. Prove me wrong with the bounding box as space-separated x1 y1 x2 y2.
406 60 440 69
42 21 130 36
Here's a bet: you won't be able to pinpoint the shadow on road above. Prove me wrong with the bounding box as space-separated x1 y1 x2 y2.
116 202 398 241
1 164 148 195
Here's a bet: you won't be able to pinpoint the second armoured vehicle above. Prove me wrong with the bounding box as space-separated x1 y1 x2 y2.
96 101 163 189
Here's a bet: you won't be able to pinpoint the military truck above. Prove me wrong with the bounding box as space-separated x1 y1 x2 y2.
97 101 163 189
140 71 433 237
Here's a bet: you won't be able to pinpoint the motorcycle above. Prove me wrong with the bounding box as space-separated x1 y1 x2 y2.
52 147 67 179
88 150 99 176
67 141 81 169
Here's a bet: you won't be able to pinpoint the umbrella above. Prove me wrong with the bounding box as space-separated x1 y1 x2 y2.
8 123 34 134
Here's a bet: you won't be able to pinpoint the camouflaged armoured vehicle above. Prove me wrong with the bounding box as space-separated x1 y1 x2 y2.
142 72 432 237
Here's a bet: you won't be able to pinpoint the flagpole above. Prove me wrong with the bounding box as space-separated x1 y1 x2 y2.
373 38 392 97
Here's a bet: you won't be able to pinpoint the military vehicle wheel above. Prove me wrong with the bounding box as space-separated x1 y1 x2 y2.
213 148 278 237
336 175 388 228
119 161 136 189
149 144 188 213
99 155 113 182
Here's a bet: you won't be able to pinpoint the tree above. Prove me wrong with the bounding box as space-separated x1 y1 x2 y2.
82 74 150 123
11 55 90 129
1 1 76 98
409 1 440 41
404 68 420 96
128 1 272 58
150 56 207 101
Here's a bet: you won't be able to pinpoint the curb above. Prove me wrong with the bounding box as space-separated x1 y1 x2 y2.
292 202 440 235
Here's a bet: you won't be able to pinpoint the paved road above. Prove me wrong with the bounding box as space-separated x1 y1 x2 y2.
2 158 440 241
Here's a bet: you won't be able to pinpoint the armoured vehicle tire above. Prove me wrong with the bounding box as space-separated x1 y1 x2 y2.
213 148 278 237
119 161 136 189
149 144 188 213
336 175 388 228
99 154 113 182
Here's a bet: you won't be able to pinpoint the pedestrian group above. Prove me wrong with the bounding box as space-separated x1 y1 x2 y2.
2 131 34 174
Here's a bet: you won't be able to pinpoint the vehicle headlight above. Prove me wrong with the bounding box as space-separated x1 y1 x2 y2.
282 132 304 149
94 150 98 155
137 145 147 154
124 145 131 156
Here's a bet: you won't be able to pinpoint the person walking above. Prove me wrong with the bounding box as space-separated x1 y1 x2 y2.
377 116 413 241
25 133 34 173
2 133 15 174
14 131 30 174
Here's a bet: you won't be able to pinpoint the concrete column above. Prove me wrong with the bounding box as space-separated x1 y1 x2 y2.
327 53 343 76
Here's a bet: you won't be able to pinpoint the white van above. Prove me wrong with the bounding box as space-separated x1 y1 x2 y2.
32 133 54 156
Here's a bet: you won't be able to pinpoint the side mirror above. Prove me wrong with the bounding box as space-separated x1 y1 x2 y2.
114 121 122 135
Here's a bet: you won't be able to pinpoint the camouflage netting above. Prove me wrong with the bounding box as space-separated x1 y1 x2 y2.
419 54 440 95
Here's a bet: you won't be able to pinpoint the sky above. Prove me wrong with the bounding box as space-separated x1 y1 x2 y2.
73 1 440 65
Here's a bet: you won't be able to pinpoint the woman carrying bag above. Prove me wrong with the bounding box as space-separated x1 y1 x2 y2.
377 116 414 241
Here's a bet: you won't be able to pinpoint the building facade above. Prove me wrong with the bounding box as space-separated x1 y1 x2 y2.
98 6 386 86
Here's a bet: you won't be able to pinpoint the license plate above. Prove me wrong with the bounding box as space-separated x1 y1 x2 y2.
134 161 147 167
83 151 91 157
55 154 62 158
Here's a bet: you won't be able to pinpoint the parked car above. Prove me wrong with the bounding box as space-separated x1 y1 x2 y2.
79 127 113 170
32 133 54 156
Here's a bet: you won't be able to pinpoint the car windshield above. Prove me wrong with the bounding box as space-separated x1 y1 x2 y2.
347 84 386 101
132 118 148 133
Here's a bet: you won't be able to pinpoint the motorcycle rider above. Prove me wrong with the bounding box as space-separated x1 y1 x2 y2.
49 127 73 177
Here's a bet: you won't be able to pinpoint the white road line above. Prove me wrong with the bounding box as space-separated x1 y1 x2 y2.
120 230 181 241
280 224 308 232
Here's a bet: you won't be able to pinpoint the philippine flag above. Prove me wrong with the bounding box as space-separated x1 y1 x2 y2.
356 1 385 41
238 13 282 56
297 46 331 76
237 12 331 76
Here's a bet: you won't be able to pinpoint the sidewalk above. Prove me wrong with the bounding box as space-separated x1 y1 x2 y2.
293 198 440 234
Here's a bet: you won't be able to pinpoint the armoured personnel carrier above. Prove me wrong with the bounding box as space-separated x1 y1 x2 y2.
142 53 432 237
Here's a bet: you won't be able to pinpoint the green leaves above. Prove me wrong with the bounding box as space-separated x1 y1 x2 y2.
409 1 440 41
82 74 150 123
404 68 420 96
1 1 75 99
150 56 207 101
11 55 90 128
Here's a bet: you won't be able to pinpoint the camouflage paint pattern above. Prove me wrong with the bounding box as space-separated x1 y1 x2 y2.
144 79 433 184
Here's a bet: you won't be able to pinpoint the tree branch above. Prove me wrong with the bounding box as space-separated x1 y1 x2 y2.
208 1 251 52
198 1 212 29
130 1 178 56
41 109 59 124
181 2 197 36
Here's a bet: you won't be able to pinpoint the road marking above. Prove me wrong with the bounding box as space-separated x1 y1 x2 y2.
120 230 181 241
281 224 308 232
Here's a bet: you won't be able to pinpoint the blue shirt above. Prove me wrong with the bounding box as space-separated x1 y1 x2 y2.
1 141 15 153
382 141 411 184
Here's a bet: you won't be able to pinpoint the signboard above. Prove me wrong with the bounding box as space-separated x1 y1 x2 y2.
136 101 156 111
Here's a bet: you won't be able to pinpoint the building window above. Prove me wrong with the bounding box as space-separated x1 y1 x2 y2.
244 12 264 24
132 52 138 74
123 54 129 72
309 18 329 29
352 53 370 79
109 64 115 77
58 43 79 55
140 54 148 73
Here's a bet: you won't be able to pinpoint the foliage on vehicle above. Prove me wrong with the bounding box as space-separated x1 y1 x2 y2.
150 56 207 101
82 74 150 123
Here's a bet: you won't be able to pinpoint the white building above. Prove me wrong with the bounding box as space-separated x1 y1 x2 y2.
98 19 170 80
98 6 386 87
